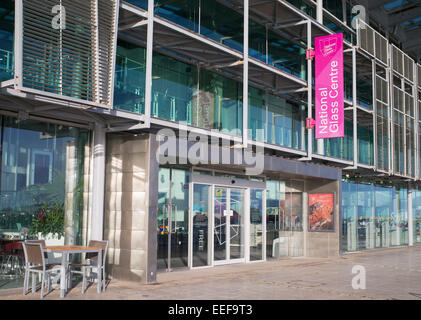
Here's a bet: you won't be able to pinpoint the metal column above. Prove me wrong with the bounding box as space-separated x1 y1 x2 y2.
307 21 313 160
243 0 249 148
315 2 324 155
352 47 358 167
373 60 377 170
90 123 106 241
316 0 323 24
144 0 154 127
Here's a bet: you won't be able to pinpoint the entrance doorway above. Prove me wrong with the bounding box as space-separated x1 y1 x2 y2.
190 174 266 268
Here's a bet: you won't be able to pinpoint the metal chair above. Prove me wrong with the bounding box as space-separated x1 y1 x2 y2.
25 240 60 266
22 242 59 298
0 242 25 276
69 240 108 294
25 240 61 286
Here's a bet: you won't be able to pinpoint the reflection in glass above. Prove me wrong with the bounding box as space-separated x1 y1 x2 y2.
114 40 146 114
412 188 421 244
0 116 90 288
170 169 190 268
157 168 170 270
200 0 243 52
342 179 409 252
214 188 227 261
230 189 244 260
193 184 211 267
250 189 263 261
125 0 148 10
266 181 280 259
152 53 197 124
266 180 304 258
155 0 199 32
196 69 243 134
157 168 190 270
0 0 14 82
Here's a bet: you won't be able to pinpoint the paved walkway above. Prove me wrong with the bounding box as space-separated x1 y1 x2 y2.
1 246 421 300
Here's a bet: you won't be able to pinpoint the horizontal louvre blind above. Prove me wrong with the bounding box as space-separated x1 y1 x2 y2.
358 19 389 65
18 0 118 108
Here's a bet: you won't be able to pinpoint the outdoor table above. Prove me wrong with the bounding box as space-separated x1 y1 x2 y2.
44 245 103 298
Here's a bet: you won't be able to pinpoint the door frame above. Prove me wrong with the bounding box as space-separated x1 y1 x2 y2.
189 174 266 269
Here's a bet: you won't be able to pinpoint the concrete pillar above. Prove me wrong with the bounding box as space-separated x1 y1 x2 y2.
90 123 106 241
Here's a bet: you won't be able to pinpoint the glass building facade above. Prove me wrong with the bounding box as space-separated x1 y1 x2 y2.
114 39 307 145
341 179 421 252
2 0 421 288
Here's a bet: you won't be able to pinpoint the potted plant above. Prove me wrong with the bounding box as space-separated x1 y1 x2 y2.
29 203 65 262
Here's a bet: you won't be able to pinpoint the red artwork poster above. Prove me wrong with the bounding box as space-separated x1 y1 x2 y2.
308 193 334 232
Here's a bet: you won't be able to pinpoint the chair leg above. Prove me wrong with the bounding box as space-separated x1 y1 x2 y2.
23 269 28 295
82 267 87 294
68 268 72 291
47 273 51 294
41 271 45 299
32 272 36 293
102 267 106 292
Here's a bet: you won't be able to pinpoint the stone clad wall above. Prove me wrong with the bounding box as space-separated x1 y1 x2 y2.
104 133 156 283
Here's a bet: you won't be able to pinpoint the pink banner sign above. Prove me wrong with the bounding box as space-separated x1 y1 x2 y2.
315 33 344 139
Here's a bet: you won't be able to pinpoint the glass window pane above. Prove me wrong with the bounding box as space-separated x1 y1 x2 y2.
0 0 14 82
249 20 266 63
157 167 171 270
170 169 190 268
114 40 146 114
155 0 199 32
200 0 243 52
267 94 304 150
0 116 90 286
196 69 243 135
193 184 211 267
250 189 263 261
413 188 421 244
152 53 197 124
248 86 266 142
267 29 307 79
266 180 281 258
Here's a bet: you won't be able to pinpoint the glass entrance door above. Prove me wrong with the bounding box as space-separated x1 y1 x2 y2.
214 187 245 264
190 175 266 269
157 168 190 271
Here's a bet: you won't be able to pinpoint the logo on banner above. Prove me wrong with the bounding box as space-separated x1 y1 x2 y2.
319 37 338 57
315 33 344 139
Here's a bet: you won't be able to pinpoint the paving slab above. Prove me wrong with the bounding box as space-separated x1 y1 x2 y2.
1 246 421 300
